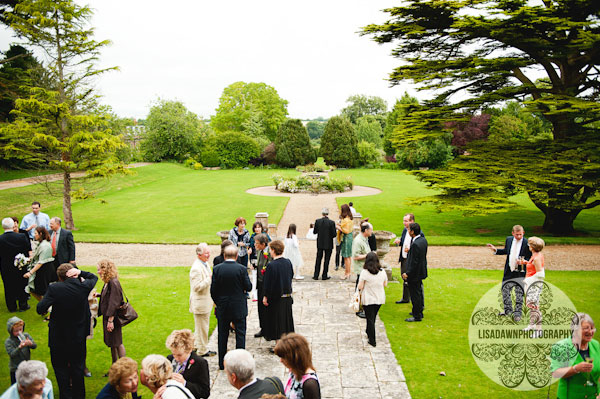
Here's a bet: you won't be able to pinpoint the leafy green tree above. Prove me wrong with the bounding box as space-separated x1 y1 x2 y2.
396 139 453 170
1 0 125 230
306 119 326 139
356 140 380 166
487 102 552 143
0 0 18 26
383 93 419 155
355 115 382 147
211 81 288 141
202 131 260 168
341 94 388 125
320 116 358 168
142 99 203 162
363 0 600 234
274 119 315 167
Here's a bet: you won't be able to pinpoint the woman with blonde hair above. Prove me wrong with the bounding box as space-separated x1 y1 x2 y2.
522 236 546 337
97 259 126 366
274 333 320 399
165 329 210 399
336 204 354 280
140 354 194 398
96 357 140 399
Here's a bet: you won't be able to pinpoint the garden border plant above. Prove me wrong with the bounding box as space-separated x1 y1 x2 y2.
272 173 353 193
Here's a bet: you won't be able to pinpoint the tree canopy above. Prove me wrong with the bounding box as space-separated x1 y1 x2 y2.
211 81 289 142
274 119 315 167
341 94 388 125
320 116 358 168
363 0 600 234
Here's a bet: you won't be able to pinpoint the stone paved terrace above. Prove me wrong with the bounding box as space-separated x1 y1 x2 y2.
204 279 410 399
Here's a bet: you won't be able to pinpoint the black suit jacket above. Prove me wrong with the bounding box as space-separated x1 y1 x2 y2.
314 216 336 249
238 378 283 399
53 228 75 266
167 351 210 399
495 236 532 280
405 235 428 281
37 270 97 347
0 231 31 277
398 228 425 262
210 260 252 320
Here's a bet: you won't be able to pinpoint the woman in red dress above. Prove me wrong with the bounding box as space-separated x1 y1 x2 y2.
522 236 545 337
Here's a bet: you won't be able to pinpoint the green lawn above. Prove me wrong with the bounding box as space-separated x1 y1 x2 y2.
0 163 296 244
331 169 600 245
381 269 600 399
0 169 60 182
0 266 217 397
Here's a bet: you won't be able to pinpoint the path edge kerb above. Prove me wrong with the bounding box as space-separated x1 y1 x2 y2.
245 185 382 197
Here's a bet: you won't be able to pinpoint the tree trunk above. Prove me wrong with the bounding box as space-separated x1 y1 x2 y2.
541 207 578 235
62 171 75 230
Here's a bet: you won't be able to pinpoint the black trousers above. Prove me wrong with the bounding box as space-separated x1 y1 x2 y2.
335 244 341 267
363 304 381 344
313 248 332 278
217 315 246 369
399 258 411 302
501 277 524 316
50 341 86 399
408 279 424 320
257 282 266 331
1 269 28 311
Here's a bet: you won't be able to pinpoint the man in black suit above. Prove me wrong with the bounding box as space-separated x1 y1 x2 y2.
0 217 32 312
402 222 428 322
37 263 97 399
487 225 532 321
49 217 76 279
211 245 252 370
312 207 336 280
224 349 283 398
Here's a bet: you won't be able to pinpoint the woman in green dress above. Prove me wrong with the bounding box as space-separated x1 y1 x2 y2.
23 226 54 302
336 204 354 280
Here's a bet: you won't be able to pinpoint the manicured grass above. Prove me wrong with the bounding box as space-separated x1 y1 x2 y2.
0 266 217 397
381 269 600 399
0 163 297 244
0 169 60 182
331 169 600 245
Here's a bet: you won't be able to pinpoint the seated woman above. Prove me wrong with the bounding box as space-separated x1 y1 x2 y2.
97 357 140 399
140 354 195 399
1 360 54 399
165 329 210 399
274 333 321 399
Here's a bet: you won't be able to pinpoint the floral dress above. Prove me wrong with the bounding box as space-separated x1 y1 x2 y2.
285 371 320 399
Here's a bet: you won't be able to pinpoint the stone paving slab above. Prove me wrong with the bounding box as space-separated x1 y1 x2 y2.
203 280 411 399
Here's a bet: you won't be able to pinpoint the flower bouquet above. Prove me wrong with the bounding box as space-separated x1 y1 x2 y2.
14 253 30 271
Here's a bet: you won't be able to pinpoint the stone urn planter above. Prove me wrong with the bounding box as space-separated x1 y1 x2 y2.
217 230 229 242
374 230 396 280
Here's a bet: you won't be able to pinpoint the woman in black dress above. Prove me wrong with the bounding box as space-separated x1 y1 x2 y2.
97 259 126 365
263 240 295 345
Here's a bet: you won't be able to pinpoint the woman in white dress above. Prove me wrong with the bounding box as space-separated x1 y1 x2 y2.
284 224 304 280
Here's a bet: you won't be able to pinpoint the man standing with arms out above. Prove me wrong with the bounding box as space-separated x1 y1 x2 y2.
0 218 31 312
37 263 97 399
20 201 50 241
49 217 75 280
189 242 216 358
402 223 428 322
253 233 271 338
312 207 336 280
487 225 531 321
211 245 252 370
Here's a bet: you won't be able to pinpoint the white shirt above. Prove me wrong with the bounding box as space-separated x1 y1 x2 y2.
401 230 412 259
508 238 523 272
162 379 194 399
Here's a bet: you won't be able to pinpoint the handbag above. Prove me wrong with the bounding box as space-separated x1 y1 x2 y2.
349 289 361 312
117 294 138 326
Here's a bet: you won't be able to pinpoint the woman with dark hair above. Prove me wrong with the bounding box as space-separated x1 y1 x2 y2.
97 259 126 366
228 217 250 267
23 226 54 302
357 252 388 347
263 240 295 346
213 239 233 267
336 204 353 280
284 224 304 280
274 333 320 399
249 222 271 300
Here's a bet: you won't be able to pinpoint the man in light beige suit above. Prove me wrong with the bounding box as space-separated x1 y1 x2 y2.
190 242 216 357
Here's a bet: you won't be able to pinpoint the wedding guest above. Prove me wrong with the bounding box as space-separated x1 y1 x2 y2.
97 259 126 365
23 227 54 303
253 234 272 338
229 217 250 267
19 201 50 241
0 217 31 312
165 329 210 399
336 204 354 280
551 313 599 399
189 243 216 358
223 349 284 398
5 317 37 384
140 354 194 398
96 357 140 399
305 224 317 240
1 360 53 399
9 217 28 236
357 252 388 347
263 240 294 346
274 333 320 399
283 224 304 280
214 240 233 267
249 222 270 262
522 236 546 337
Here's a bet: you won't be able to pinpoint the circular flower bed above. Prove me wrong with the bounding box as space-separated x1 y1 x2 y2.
272 174 353 193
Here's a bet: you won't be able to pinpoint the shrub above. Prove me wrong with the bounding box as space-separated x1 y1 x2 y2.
356 141 380 166
261 142 277 165
201 148 221 167
396 139 453 169
320 116 358 168
202 131 260 168
275 119 316 167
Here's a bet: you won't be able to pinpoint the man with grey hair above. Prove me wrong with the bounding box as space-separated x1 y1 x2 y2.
224 349 283 398
0 217 31 312
49 217 76 280
1 359 54 398
312 207 336 280
189 242 216 357
211 246 252 370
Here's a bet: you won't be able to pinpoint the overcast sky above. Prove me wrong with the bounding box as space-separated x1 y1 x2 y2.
0 0 426 120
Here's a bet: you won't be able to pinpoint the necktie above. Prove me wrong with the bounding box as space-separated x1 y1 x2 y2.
51 232 57 256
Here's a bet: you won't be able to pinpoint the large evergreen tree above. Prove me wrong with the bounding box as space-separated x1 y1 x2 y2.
274 119 315 167
320 116 358 168
363 0 600 234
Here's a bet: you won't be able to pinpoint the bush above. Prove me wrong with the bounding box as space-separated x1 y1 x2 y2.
261 142 277 165
202 131 261 168
201 148 220 167
396 139 453 169
320 116 358 168
356 141 380 166
275 119 316 167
